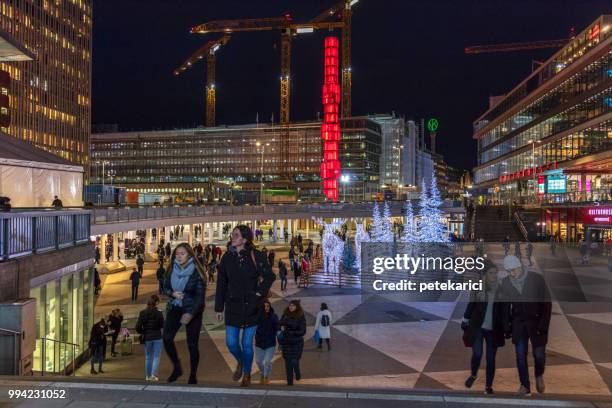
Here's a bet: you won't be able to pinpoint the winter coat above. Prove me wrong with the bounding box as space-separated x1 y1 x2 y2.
130 271 140 286
136 307 164 342
164 266 206 317
279 313 306 360
498 272 552 348
89 323 107 349
314 310 332 339
215 248 275 328
278 262 288 279
462 289 506 348
108 314 123 332
255 308 279 349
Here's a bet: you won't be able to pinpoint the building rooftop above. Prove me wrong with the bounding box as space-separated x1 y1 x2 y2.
0 28 35 61
0 132 83 172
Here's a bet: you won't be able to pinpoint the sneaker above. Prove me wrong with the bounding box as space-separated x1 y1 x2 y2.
145 376 151 381
484 387 494 395
536 376 545 393
240 373 251 387
464 375 477 388
150 376 159 382
517 385 532 396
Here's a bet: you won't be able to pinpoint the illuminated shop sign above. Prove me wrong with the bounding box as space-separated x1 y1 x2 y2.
582 207 612 225
499 162 557 184
538 175 545 194
547 174 567 194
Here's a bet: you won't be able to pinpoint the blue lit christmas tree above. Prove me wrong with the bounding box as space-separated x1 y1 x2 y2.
419 174 449 243
381 201 394 242
401 199 418 243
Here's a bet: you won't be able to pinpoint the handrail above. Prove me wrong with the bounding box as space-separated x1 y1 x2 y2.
513 211 529 242
0 327 20 375
39 337 79 376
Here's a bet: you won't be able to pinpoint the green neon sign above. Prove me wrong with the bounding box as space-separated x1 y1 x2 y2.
427 118 439 132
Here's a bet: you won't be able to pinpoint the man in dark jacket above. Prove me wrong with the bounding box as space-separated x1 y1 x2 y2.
215 225 275 387
130 268 141 301
136 255 145 276
279 300 307 385
278 259 288 291
108 309 123 357
156 262 165 295
89 318 110 374
499 255 552 396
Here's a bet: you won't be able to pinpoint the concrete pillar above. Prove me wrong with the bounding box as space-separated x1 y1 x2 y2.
100 234 107 264
273 219 278 242
145 228 152 254
288 218 292 236
207 223 213 244
164 226 170 244
112 233 119 262
306 219 310 240
187 224 193 247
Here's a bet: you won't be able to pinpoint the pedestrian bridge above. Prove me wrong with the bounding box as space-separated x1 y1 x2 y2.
90 201 464 235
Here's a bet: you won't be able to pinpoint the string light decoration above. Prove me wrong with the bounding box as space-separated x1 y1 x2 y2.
320 36 341 201
354 222 370 271
401 199 418 243
314 218 345 277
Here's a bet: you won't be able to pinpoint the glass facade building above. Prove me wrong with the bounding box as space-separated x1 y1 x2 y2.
0 0 92 165
473 15 611 204
30 267 94 374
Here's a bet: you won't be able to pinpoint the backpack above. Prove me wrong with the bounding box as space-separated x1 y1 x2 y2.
320 313 330 327
250 250 272 299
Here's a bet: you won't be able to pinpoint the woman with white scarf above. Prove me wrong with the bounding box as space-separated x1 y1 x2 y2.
162 243 207 385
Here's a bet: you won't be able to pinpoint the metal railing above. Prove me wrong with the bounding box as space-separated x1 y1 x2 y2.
0 327 20 375
37 337 79 376
513 211 529 242
0 210 91 261
90 201 464 225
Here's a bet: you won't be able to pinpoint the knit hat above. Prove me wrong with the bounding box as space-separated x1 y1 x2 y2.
503 255 522 271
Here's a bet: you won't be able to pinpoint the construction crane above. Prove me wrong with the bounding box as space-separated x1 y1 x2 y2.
311 0 359 118
191 14 344 125
174 35 231 127
465 28 575 54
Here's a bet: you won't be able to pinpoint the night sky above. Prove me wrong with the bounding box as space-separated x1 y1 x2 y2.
92 0 610 171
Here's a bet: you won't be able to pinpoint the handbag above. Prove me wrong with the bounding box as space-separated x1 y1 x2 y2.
313 329 321 344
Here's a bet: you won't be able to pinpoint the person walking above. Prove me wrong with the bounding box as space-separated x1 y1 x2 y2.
165 242 171 258
108 308 123 357
136 254 145 276
95 247 101 264
549 236 556 255
136 295 165 381
499 255 552 396
284 230 289 243
163 243 207 384
462 260 506 394
514 242 522 260
130 267 141 301
278 300 306 386
52 195 63 209
94 268 101 296
255 300 279 384
314 303 332 351
268 250 275 268
88 318 112 374
278 259 288 292
215 225 275 387
503 236 510 256
156 262 165 295
207 258 218 283
579 240 589 265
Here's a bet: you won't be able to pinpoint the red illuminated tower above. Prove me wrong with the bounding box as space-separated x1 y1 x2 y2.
320 36 341 202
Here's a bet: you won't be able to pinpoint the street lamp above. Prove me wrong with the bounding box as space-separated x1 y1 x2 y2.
340 174 350 202
95 160 110 187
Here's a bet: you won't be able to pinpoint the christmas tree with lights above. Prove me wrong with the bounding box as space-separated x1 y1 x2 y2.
419 175 449 243
401 199 418 243
381 201 394 242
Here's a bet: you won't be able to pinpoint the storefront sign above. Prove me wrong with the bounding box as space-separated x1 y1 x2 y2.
582 207 612 225
499 162 557 184
547 174 567 193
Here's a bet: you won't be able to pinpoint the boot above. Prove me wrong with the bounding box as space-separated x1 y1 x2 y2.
188 373 197 385
240 373 251 387
167 365 183 383
90 368 97 375
232 362 243 381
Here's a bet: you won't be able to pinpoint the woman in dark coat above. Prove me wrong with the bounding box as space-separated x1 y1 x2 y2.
89 318 112 374
462 259 506 394
162 243 207 385
215 225 276 387
255 300 279 384
278 300 307 386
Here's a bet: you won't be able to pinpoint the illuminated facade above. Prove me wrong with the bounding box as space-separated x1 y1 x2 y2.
473 15 611 205
321 36 341 201
0 0 92 165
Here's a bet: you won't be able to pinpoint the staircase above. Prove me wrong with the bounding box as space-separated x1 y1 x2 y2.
473 205 523 241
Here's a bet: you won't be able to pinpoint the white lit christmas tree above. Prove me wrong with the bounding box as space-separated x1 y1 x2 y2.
354 222 370 271
314 218 345 276
371 201 384 242
419 174 449 243
381 201 394 242
401 199 418 243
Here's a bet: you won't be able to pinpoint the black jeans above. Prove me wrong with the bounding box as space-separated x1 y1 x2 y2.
280 277 288 291
470 328 497 388
318 338 330 350
163 306 203 375
284 357 301 384
515 328 546 390
111 331 120 354
131 284 139 301
158 279 164 295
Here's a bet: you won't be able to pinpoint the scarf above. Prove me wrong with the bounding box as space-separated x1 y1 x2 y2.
510 269 528 295
170 258 195 307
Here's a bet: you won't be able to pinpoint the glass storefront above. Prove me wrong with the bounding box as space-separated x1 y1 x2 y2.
541 206 612 242
30 268 94 374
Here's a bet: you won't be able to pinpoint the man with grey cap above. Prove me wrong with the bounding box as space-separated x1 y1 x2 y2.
499 255 552 397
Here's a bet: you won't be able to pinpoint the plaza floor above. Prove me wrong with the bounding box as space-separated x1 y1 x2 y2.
76 238 612 400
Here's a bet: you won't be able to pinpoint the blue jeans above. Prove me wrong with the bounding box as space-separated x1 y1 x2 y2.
226 325 257 374
255 346 275 378
145 339 163 377
470 328 497 388
515 328 546 390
